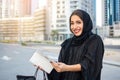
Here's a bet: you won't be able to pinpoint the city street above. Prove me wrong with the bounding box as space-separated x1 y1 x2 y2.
0 43 120 80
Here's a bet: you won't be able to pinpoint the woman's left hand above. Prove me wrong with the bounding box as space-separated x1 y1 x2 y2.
50 61 68 72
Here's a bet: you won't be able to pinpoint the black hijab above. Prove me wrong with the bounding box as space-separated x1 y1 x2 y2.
69 9 93 45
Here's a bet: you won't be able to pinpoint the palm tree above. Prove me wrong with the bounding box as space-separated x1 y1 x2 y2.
51 30 58 41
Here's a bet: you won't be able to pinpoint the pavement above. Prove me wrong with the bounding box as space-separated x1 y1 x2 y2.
103 48 120 67
103 38 120 67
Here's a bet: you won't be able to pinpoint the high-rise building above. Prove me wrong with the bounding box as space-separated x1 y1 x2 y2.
0 0 2 18
46 0 96 40
0 0 31 18
103 0 120 26
34 7 46 41
115 0 120 23
19 0 31 17
0 0 37 42
102 0 120 37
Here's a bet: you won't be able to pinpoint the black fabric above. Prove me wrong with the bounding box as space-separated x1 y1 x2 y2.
16 67 38 80
47 34 104 80
16 67 47 80
47 69 60 80
16 75 36 80
79 35 104 80
58 34 104 80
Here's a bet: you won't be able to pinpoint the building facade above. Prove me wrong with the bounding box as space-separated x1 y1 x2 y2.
103 0 120 25
46 0 96 41
0 18 19 42
0 17 35 42
102 0 120 37
34 7 46 41
0 0 31 18
0 0 97 42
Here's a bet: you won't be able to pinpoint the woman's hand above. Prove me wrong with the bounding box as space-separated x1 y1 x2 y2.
50 61 68 72
51 61 81 72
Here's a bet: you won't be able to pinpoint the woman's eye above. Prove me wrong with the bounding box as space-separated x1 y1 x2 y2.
76 21 81 24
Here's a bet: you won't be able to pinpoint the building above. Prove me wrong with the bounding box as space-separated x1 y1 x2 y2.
0 0 41 42
19 0 31 17
0 18 19 42
113 22 120 37
0 0 2 18
46 0 96 41
0 0 31 18
0 0 97 42
0 17 35 42
103 0 120 25
45 0 57 40
102 0 120 37
19 17 34 42
34 7 46 41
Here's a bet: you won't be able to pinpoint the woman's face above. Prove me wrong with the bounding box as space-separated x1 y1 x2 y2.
70 15 83 36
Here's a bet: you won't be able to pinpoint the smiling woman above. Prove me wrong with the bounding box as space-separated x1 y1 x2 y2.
41 9 104 80
70 15 83 36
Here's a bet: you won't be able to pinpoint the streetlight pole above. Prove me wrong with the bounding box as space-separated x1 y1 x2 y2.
18 17 22 44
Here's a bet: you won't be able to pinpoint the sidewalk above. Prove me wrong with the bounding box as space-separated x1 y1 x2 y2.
103 49 120 67
103 38 120 67
103 38 120 45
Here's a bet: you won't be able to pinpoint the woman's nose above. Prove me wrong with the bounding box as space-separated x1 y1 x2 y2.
73 23 77 28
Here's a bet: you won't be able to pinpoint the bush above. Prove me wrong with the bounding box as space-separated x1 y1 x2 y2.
21 42 27 46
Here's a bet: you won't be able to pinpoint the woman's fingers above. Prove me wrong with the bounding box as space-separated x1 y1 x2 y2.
51 61 58 67
50 61 67 72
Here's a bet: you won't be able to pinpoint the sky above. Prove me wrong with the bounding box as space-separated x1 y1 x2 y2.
39 0 102 26
39 0 46 7
96 0 102 26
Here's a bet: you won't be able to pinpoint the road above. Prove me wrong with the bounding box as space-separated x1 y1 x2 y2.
0 43 120 80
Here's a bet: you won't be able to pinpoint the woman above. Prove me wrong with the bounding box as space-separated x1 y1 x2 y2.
48 9 104 80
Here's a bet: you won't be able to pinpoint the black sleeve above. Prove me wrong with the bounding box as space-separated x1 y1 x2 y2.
80 35 104 80
47 69 60 80
58 38 71 62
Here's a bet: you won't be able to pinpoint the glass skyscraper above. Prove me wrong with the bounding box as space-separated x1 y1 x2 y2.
115 0 120 22
104 0 120 26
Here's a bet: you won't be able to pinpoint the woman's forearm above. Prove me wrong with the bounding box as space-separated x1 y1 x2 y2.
65 64 81 72
51 61 81 72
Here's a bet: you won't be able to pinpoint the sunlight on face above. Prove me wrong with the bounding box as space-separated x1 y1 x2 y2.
70 15 83 36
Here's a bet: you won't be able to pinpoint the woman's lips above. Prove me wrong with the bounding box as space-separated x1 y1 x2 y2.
74 29 80 34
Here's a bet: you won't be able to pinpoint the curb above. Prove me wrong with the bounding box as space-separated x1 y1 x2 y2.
103 60 120 67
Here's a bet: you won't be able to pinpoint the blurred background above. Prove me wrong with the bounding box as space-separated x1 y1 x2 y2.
0 0 120 44
0 0 120 80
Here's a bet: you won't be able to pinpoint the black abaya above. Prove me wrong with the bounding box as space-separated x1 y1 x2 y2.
57 34 104 80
